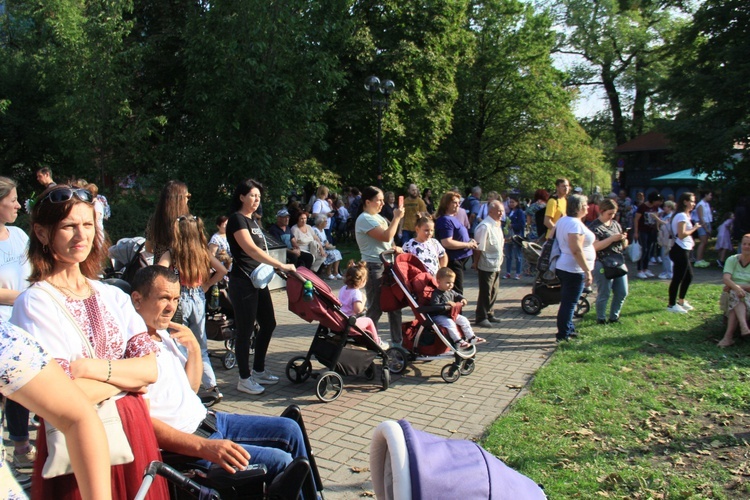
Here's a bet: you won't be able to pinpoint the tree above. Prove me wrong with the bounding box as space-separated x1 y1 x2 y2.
433 0 604 192
551 0 687 145
664 0 750 190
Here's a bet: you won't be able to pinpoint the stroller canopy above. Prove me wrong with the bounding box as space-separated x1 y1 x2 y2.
371 420 546 500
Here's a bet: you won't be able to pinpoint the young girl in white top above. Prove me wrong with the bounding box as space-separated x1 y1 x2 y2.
338 261 388 349
667 192 701 313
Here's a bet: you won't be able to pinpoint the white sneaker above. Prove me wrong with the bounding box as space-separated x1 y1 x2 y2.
637 271 648 279
644 269 655 278
667 304 688 314
378 340 390 350
657 256 663 263
237 377 265 395
327 274 336 280
679 301 694 311
658 272 669 280
650 257 657 264
335 273 343 280
251 370 279 385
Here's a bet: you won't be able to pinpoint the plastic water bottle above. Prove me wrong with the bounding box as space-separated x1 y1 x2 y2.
208 285 220 310
303 280 314 302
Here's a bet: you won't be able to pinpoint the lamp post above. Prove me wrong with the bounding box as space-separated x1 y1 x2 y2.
364 75 395 188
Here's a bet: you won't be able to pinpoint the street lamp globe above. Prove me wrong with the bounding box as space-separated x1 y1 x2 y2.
380 79 395 95
364 75 381 93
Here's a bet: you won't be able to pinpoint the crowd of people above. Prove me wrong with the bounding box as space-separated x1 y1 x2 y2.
1 166 747 497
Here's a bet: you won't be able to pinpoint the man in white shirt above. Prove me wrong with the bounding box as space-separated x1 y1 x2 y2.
472 201 505 327
129 266 312 482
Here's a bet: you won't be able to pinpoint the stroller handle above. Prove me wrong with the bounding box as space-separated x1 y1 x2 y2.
379 249 398 265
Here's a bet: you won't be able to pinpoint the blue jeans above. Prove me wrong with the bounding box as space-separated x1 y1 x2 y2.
180 286 217 389
593 261 629 321
504 241 522 275
556 269 585 340
661 245 673 275
204 412 310 484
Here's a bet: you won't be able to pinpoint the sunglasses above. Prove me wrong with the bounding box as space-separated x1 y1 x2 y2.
40 187 94 205
176 215 199 223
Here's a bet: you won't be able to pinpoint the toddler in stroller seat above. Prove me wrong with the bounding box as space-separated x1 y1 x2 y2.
431 267 486 349
339 261 389 349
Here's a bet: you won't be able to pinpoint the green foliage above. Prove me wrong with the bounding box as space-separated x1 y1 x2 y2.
104 191 155 243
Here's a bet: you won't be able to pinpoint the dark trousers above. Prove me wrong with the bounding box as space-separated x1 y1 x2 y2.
228 275 276 379
638 231 657 271
668 246 693 306
475 269 500 322
5 398 30 442
448 257 470 295
556 269 585 340
289 250 314 269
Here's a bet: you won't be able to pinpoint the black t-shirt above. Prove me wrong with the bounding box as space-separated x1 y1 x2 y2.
226 212 267 277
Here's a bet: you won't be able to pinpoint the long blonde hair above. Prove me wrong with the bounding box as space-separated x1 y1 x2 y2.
171 215 211 286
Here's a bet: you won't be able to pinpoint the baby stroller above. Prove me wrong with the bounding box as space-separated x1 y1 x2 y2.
371 419 546 499
105 236 151 286
379 252 477 384
516 235 591 317
284 266 390 402
205 280 239 370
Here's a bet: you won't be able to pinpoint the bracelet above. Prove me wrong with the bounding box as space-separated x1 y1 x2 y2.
105 360 112 383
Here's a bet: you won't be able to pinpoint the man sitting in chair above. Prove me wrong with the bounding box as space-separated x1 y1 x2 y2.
130 265 310 480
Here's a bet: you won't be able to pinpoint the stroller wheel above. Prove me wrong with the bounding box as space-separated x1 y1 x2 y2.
364 363 376 380
315 371 344 402
441 364 461 383
574 297 591 318
286 356 313 384
224 338 235 351
385 347 407 375
222 351 236 370
381 367 390 391
459 358 475 376
521 294 543 315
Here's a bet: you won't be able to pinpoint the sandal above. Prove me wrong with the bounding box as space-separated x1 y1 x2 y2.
472 337 487 344
457 340 471 349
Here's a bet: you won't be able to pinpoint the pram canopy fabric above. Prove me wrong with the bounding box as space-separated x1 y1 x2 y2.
371 420 546 500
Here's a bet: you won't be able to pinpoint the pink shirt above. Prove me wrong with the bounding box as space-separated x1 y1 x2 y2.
339 286 365 317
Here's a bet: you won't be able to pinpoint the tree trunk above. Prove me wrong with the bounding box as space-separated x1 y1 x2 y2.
602 65 627 145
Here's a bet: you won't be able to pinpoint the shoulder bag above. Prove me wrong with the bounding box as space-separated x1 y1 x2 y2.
35 283 134 478
249 220 276 289
599 252 628 279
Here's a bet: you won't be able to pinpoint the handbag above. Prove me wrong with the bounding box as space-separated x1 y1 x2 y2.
249 220 276 289
599 253 628 279
36 284 135 478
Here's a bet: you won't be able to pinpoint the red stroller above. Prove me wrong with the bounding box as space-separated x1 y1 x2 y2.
285 267 390 402
380 252 477 383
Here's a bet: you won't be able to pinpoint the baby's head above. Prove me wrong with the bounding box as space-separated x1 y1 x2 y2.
435 267 456 292
344 260 368 289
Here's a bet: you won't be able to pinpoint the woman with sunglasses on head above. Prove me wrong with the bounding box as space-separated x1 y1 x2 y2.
157 214 227 401
10 185 168 499
226 179 295 396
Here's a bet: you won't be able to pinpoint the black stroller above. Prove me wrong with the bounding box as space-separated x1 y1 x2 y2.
515 235 591 317
205 280 239 370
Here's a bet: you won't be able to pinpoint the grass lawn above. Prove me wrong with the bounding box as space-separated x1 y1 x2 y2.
482 281 750 499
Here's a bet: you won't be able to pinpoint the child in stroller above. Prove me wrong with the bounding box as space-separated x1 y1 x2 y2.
380 252 477 383
515 235 591 317
431 267 486 349
285 266 390 402
339 260 390 349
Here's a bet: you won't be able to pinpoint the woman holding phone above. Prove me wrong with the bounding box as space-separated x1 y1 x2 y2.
667 192 701 313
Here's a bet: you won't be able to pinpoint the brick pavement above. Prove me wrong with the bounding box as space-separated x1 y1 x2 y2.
210 268 559 498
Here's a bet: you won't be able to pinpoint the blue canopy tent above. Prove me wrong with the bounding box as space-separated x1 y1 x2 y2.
650 169 709 184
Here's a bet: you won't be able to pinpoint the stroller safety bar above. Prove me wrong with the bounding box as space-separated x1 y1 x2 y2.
134 461 221 500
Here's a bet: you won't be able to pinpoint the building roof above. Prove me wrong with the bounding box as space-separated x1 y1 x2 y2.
614 131 671 153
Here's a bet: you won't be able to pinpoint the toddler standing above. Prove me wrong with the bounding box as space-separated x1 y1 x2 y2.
430 267 486 349
716 212 735 267
339 261 389 349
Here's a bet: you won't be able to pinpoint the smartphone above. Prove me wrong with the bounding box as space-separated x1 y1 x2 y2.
624 227 631 233
398 195 404 208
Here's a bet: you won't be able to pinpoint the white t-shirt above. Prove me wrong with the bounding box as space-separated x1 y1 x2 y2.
312 199 333 229
691 199 712 223
148 330 207 434
0 226 30 321
555 216 596 273
672 212 695 250
474 218 504 272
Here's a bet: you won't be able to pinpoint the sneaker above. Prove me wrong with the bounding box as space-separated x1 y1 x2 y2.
657 256 663 263
644 269 655 278
667 304 688 314
637 271 648 279
650 257 657 264
378 340 390 350
658 272 670 279
327 274 336 280
237 377 265 395
514 274 521 280
504 273 511 279
694 260 710 268
208 386 223 403
475 319 493 328
251 369 279 385
12 467 31 490
13 445 36 468
716 260 724 268
335 273 343 280
487 316 502 323
679 301 694 311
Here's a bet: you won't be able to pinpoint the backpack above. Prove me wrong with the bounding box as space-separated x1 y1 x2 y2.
657 214 674 251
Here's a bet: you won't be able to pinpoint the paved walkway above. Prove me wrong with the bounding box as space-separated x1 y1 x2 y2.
210 269 559 498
